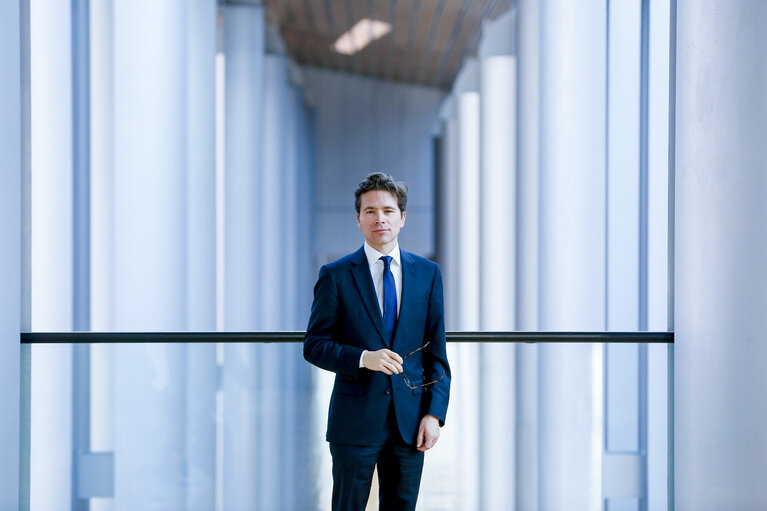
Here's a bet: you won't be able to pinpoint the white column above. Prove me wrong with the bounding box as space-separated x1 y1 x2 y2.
0 0 22 506
455 61 481 509
646 1 671 508
112 1 188 509
538 1 606 511
221 5 264 510
260 55 287 331
257 54 288 509
30 1 74 509
604 1 642 507
515 1 540 508
456 91 480 331
186 1 217 510
282 84 300 330
436 99 459 330
89 2 115 509
675 1 767 509
478 54 517 511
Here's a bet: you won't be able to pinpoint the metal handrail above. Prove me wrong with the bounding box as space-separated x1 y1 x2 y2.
20 331 673 344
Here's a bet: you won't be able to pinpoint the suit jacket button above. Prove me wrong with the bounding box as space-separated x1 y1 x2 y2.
385 389 391 395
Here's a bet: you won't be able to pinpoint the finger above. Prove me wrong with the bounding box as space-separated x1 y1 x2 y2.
416 426 425 448
384 351 403 364
384 360 402 374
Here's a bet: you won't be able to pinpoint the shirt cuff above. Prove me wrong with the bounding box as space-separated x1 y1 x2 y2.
359 350 367 368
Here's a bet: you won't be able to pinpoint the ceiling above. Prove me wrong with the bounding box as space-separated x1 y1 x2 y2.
261 0 513 90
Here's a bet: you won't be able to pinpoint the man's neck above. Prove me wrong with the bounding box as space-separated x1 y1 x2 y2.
369 240 398 255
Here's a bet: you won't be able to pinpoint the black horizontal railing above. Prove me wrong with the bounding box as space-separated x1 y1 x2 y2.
20 331 673 344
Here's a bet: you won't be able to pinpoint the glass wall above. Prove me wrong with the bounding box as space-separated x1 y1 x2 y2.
25 339 670 511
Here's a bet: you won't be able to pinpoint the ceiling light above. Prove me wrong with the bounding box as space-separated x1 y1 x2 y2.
332 19 392 55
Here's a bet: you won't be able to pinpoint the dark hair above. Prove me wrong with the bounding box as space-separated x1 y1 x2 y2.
354 172 408 214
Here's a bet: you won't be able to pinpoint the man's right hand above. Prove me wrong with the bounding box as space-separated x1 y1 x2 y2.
362 349 403 375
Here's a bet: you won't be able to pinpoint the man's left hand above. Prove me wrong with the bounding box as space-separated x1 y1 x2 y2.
416 415 440 452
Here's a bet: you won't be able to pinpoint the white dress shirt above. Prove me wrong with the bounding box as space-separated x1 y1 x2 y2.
363 242 402 318
359 242 402 367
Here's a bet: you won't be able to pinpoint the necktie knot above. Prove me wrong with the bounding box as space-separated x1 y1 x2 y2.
380 255 392 268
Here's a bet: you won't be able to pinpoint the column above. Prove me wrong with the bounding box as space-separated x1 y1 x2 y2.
515 1 540 508
604 2 642 509
456 60 481 509
112 1 188 509
221 5 264 510
675 1 767 509
186 1 217 510
436 98 459 330
0 0 22 507
478 50 517 509
456 69 481 331
257 54 288 509
538 1 606 510
90 1 114 509
30 1 74 509
646 0 671 508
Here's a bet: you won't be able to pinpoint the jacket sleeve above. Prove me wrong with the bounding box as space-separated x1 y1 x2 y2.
303 266 365 378
422 265 451 426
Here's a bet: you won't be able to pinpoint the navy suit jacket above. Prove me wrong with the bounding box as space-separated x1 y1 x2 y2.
304 246 451 446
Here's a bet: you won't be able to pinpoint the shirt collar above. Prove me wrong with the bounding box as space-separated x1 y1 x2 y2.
364 241 401 267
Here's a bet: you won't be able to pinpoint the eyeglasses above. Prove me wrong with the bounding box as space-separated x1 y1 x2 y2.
400 340 446 390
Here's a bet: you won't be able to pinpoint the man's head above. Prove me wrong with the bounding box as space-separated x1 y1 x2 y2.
354 172 408 214
355 172 408 254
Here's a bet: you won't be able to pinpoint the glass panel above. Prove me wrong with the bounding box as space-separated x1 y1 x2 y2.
26 341 670 510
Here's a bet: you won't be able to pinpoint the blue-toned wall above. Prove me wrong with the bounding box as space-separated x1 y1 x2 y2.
302 67 445 265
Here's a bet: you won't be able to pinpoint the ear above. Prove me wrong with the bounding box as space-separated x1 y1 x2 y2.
400 210 406 227
356 213 361 227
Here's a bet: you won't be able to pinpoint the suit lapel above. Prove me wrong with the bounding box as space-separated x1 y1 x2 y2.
349 247 387 345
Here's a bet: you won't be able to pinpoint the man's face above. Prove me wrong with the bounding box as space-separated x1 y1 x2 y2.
357 190 406 254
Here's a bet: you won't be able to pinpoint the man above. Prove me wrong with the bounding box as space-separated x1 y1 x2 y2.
304 172 451 511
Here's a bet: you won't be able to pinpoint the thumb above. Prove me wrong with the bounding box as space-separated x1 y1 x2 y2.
416 423 425 448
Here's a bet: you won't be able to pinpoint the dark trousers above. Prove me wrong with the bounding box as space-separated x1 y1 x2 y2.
329 404 425 511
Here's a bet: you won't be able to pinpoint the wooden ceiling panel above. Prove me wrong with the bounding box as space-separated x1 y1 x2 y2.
262 0 513 90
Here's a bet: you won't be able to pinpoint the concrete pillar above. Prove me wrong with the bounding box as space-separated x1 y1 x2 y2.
185 1 217 509
478 52 517 510
455 61 482 509
604 2 643 508
0 1 22 507
221 5 264 509
29 0 74 508
646 1 672 508
112 1 189 509
515 1 540 508
257 54 288 509
538 1 606 510
90 1 114 509
436 100 459 330
675 1 767 509
456 83 480 331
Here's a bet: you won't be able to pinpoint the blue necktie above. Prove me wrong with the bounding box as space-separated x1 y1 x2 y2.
380 255 397 342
